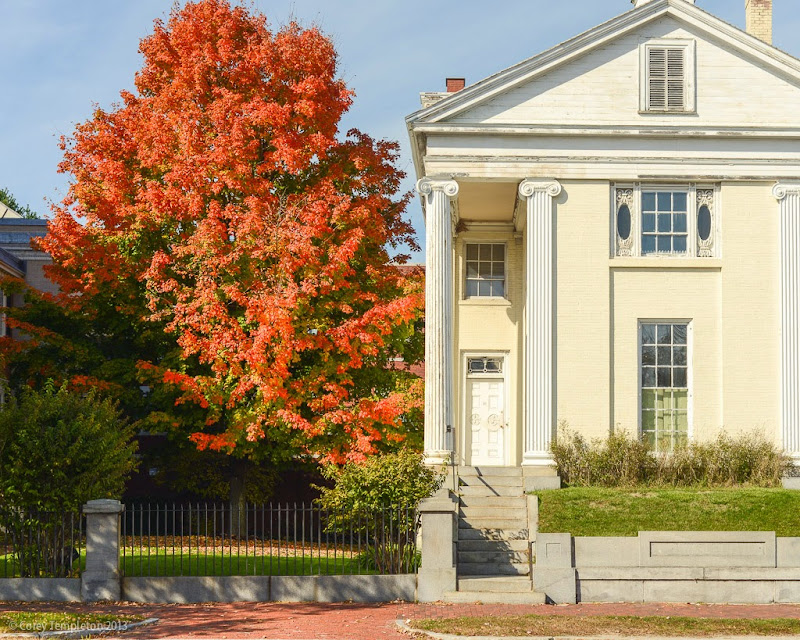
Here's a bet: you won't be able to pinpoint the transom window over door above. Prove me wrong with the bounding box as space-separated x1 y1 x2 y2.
465 243 506 298
641 322 690 453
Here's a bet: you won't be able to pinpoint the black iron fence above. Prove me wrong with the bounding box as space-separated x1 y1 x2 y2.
121 503 419 577
0 509 84 578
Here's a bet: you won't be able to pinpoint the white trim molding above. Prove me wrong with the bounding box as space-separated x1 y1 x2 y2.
774 182 800 462
518 179 562 467
417 178 460 466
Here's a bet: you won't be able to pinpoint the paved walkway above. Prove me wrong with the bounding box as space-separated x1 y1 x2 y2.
6 602 800 640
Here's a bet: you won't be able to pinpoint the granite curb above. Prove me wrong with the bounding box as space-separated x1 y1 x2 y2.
396 620 800 640
0 617 158 639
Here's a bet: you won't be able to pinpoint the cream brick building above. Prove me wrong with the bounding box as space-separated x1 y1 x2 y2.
407 0 800 472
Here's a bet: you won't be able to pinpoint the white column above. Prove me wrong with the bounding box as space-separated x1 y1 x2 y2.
417 178 459 465
519 179 562 466
774 183 800 461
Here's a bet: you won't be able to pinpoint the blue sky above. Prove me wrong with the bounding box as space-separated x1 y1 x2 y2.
1 0 798 259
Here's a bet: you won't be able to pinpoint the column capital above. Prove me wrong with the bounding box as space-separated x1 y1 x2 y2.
519 179 562 199
773 183 800 201
417 177 460 198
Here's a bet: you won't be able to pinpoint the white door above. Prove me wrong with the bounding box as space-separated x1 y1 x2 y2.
469 377 506 466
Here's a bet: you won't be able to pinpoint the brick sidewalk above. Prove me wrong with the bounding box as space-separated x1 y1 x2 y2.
5 602 800 640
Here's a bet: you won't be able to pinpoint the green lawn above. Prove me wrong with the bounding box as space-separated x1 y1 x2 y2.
121 550 371 576
535 487 800 537
0 550 85 578
0 548 371 577
411 615 800 638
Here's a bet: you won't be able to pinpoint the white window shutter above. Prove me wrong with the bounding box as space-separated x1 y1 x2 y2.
648 47 685 111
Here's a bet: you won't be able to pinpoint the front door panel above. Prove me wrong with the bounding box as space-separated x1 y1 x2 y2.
469 378 505 466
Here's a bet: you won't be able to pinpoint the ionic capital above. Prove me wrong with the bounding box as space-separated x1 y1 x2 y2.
416 178 460 198
773 183 800 201
519 179 562 199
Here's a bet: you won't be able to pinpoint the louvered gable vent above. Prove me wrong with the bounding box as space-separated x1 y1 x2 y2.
648 47 685 111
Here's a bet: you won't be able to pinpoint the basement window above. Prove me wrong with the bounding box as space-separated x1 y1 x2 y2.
640 40 696 113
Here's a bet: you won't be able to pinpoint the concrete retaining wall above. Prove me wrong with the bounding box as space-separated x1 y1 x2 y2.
538 531 800 604
0 578 80 602
122 574 416 604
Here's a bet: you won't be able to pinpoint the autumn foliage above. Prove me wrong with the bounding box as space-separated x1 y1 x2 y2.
28 0 423 463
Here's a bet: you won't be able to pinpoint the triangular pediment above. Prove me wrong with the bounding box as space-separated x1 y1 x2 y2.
407 0 800 129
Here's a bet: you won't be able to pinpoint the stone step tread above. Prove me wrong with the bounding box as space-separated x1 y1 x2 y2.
457 561 530 576
458 550 529 563
458 486 525 497
444 591 546 604
459 496 527 508
458 576 535 593
459 518 528 529
458 528 529 541
459 475 525 487
460 506 526 517
459 539 529 552
458 467 524 477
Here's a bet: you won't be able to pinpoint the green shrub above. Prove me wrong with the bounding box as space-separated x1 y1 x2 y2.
0 383 139 512
316 449 443 574
552 426 790 488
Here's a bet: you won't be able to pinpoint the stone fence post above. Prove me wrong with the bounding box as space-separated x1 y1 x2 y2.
81 499 123 602
417 487 458 602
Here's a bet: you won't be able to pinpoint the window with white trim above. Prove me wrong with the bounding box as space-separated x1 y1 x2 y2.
640 40 696 114
640 322 690 453
465 244 505 298
614 185 718 258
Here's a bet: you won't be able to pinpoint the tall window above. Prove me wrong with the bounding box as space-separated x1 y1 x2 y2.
641 322 689 453
465 244 505 298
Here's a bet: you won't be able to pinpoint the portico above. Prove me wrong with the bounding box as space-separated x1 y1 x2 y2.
416 177 562 469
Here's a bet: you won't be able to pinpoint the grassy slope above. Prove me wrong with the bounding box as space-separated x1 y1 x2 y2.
535 487 800 537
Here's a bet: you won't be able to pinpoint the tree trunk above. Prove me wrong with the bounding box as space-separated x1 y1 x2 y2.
229 460 248 537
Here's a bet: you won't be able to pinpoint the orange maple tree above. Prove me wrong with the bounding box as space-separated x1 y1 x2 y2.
39 0 423 466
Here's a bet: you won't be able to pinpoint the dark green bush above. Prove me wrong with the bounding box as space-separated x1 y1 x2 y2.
552 426 790 488
0 383 139 512
316 449 443 574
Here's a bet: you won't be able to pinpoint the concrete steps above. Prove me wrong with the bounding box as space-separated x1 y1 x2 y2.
459 496 526 508
459 576 536 593
458 484 524 497
455 466 533 592
459 466 523 477
443 590 546 604
457 527 529 541
458 550 529 564
459 538 529 552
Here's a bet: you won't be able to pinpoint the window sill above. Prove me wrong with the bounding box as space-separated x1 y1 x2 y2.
610 257 721 270
460 297 512 307
637 110 698 116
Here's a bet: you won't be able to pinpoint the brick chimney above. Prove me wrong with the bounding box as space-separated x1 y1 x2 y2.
446 78 465 93
746 0 773 45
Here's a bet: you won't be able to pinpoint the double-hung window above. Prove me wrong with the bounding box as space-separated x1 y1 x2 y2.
614 185 717 258
640 322 690 453
465 243 506 298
